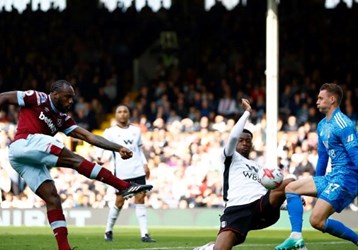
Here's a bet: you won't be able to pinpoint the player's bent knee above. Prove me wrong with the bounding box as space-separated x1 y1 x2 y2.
309 214 325 231
47 193 62 207
284 181 297 193
43 189 61 208
37 184 62 208
134 193 146 203
115 198 125 207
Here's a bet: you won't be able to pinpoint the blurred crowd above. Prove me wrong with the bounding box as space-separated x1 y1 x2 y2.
0 114 327 211
1 0 358 211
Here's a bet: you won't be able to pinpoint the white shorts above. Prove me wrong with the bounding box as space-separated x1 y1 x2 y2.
9 134 65 193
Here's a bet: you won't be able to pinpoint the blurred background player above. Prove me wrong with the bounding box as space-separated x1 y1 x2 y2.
0 80 153 250
194 98 296 250
97 104 156 243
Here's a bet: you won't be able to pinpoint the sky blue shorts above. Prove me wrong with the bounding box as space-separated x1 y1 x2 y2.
314 167 358 213
9 134 64 193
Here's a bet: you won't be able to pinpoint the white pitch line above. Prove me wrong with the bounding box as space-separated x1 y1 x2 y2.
108 247 190 250
110 241 351 250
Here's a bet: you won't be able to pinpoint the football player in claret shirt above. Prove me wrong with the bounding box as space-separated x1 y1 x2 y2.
0 80 153 250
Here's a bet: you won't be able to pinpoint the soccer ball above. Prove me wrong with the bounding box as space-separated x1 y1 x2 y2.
259 167 283 190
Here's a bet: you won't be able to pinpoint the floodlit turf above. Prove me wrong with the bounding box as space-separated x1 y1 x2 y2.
0 226 357 250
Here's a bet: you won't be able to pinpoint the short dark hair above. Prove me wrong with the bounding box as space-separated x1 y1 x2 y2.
115 104 131 113
242 128 253 138
50 80 72 92
320 83 343 105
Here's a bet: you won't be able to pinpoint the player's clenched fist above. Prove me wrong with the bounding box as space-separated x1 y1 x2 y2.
241 98 252 113
119 147 133 159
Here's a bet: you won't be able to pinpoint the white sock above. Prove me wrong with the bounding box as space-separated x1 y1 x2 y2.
204 243 214 250
290 232 302 239
105 205 121 232
195 242 214 250
135 204 148 237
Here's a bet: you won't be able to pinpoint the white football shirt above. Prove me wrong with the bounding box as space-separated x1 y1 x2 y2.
221 110 267 208
221 151 267 207
97 124 146 179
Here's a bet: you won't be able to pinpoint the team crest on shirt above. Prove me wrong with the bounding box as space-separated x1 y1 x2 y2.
57 118 63 127
24 90 34 96
221 221 227 228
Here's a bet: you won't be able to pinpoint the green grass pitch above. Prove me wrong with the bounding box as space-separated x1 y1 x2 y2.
0 226 357 250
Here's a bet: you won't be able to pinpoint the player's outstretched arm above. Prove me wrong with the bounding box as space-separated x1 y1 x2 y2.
69 126 133 159
224 98 252 156
0 91 19 107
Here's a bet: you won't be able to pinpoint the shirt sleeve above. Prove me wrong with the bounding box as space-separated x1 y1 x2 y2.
315 151 329 176
341 125 358 171
17 90 47 107
315 129 329 176
140 148 148 165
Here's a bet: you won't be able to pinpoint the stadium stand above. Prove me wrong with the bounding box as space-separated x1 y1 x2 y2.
1 0 358 210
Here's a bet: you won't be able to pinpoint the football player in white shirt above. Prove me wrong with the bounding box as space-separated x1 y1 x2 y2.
194 98 295 250
97 105 155 243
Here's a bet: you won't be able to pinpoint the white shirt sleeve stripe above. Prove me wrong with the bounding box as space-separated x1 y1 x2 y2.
50 220 67 229
90 164 102 179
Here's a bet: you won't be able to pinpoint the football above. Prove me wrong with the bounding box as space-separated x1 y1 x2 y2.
259 167 284 190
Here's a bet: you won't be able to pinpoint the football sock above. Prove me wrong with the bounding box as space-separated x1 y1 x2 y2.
324 218 358 244
200 242 215 250
286 192 303 234
78 160 130 190
135 204 148 237
105 205 121 232
289 232 303 239
47 209 71 250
